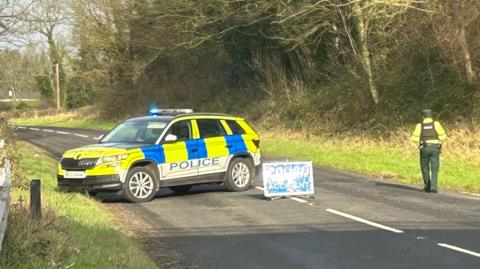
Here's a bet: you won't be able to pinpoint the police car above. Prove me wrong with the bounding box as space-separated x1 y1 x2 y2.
57 109 261 203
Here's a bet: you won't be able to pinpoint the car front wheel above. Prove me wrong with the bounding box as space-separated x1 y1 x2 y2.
122 167 158 203
225 158 254 192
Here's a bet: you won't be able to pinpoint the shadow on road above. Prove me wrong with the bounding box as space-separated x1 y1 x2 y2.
374 181 423 192
96 184 231 203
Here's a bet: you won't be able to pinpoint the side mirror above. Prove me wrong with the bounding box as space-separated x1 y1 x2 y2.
164 134 178 143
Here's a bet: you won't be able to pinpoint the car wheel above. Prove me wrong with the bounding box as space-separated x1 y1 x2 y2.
169 185 193 194
122 167 158 203
225 158 253 192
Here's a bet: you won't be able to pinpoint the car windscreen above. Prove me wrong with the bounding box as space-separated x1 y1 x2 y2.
101 120 169 144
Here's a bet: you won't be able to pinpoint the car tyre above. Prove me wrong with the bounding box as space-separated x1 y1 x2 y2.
225 157 254 192
122 167 158 203
169 185 193 194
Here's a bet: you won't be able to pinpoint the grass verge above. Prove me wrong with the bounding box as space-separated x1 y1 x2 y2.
261 130 480 194
11 107 118 131
0 142 158 269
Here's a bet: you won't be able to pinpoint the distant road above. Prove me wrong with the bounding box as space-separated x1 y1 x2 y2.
16 126 480 269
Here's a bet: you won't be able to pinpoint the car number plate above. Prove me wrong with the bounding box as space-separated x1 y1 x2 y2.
64 171 86 179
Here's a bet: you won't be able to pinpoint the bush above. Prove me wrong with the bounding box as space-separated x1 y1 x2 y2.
16 102 28 110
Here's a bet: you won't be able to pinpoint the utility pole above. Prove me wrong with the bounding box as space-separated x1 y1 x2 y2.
55 63 60 111
8 90 15 112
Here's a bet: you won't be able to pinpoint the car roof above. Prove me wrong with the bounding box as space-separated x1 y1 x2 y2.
126 115 175 122
174 112 242 120
126 113 242 122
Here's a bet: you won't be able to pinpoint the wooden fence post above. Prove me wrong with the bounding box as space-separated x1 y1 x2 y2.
30 179 41 220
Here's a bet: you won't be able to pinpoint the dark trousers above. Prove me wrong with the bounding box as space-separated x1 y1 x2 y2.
420 145 440 191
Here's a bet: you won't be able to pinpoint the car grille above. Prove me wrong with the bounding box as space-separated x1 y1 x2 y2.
61 158 99 170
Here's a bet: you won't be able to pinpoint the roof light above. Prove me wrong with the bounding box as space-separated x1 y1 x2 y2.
149 108 193 116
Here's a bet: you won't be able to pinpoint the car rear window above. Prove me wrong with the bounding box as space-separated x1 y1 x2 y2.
197 119 226 138
226 120 246 135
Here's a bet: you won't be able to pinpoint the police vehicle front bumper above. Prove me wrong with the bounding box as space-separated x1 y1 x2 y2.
57 174 122 192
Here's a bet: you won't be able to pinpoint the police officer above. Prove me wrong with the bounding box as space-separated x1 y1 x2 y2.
411 109 447 193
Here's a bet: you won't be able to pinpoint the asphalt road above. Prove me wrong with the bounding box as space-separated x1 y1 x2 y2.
16 126 480 269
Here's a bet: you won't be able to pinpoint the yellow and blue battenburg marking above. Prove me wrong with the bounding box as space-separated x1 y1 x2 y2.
139 134 253 165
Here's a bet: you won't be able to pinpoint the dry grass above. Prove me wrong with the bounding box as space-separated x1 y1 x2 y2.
10 106 118 131
12 106 100 123
0 203 74 269
259 121 480 165
259 121 480 193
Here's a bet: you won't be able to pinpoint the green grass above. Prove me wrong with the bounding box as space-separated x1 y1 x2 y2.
262 137 480 194
0 143 159 269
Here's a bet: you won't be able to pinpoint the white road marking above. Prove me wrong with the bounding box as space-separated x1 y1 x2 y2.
22 126 96 139
437 243 480 258
326 208 404 234
289 197 309 203
255 186 312 204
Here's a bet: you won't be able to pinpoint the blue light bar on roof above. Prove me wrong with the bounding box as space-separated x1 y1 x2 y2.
149 108 194 116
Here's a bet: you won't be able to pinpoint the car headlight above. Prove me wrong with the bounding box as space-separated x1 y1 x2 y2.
98 154 128 164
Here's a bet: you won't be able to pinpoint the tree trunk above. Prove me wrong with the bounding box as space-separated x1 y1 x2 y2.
12 90 16 112
459 26 476 83
55 63 60 111
46 30 64 108
353 1 380 104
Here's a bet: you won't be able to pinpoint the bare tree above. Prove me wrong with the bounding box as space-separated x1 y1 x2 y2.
23 0 69 107
429 0 480 83
333 0 428 104
161 0 429 104
0 48 46 111
0 0 33 45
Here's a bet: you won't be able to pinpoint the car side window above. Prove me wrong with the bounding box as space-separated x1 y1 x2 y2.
197 119 226 138
226 120 246 135
166 120 192 141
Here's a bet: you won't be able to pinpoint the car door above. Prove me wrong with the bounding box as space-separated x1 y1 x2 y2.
195 118 230 175
160 120 199 180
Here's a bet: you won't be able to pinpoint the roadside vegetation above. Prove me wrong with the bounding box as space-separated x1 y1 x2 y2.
11 107 118 131
261 126 480 194
0 125 157 269
2 1 480 124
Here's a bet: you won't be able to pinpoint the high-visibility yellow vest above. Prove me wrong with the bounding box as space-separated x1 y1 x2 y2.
411 118 447 144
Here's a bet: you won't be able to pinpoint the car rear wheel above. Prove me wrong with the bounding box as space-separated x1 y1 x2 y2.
122 167 158 203
169 185 193 194
225 158 253 192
